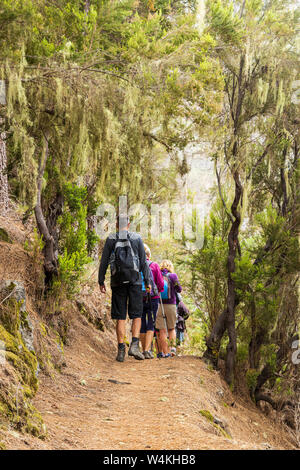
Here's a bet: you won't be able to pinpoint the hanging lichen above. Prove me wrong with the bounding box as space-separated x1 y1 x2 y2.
276 79 285 115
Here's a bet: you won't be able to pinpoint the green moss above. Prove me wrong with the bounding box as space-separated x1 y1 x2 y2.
0 298 21 336
0 326 38 393
199 409 214 422
39 322 48 337
213 423 232 439
25 411 46 439
199 409 232 439
0 402 12 416
0 228 12 244
77 301 104 332
0 381 45 438
95 318 105 332
0 441 6 450
20 310 30 329
0 303 43 438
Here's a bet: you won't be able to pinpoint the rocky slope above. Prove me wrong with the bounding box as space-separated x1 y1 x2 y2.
0 209 110 448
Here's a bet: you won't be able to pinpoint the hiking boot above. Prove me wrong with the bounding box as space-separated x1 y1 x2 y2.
128 341 144 360
157 352 164 359
116 347 126 362
170 347 176 357
143 350 154 359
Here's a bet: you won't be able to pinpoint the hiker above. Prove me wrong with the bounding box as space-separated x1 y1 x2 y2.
175 293 190 346
156 260 182 358
140 244 164 359
98 214 151 362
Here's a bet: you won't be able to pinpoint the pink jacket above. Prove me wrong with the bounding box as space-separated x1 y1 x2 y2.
147 258 164 299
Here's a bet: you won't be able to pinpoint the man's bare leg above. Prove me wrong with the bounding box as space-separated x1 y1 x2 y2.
131 317 141 338
116 319 126 344
115 320 126 362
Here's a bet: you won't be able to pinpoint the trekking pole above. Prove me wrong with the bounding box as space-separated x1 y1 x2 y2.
159 294 168 332
147 291 154 326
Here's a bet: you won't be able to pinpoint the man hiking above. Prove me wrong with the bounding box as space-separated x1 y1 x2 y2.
98 214 151 362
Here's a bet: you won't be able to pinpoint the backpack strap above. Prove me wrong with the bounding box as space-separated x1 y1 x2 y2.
166 272 174 285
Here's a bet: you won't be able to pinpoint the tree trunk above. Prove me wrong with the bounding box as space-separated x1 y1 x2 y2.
203 308 228 367
204 55 245 382
35 203 58 285
34 135 58 285
224 168 242 385
249 329 267 371
0 125 8 214
46 192 64 259
203 170 243 380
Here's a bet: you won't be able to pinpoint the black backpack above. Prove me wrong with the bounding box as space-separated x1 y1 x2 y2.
110 233 140 284
141 261 159 298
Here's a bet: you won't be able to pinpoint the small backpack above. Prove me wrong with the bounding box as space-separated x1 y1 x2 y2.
177 300 190 321
141 261 159 298
161 272 172 300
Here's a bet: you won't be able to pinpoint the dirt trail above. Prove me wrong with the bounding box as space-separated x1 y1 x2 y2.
2 314 294 450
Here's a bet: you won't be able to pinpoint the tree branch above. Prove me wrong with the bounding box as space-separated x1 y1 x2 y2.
143 131 172 151
247 143 271 180
215 162 234 223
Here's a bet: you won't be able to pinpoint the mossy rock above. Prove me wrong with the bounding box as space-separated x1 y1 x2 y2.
5 352 38 395
0 295 24 336
0 312 43 437
0 324 38 386
24 410 46 439
0 284 51 439
0 375 45 438
0 228 12 244
199 409 232 439
213 423 232 440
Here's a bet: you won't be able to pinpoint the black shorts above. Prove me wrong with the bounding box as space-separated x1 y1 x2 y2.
111 284 143 320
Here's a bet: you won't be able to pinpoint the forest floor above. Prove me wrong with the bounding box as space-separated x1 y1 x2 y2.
1 310 295 450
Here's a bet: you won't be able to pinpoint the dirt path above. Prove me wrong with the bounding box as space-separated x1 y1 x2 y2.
2 315 294 450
